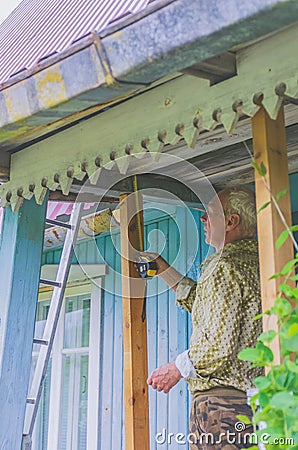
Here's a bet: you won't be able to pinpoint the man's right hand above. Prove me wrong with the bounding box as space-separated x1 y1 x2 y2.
139 252 170 275
147 361 183 394
139 252 183 291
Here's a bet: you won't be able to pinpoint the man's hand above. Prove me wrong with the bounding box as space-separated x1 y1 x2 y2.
139 252 170 275
147 361 183 394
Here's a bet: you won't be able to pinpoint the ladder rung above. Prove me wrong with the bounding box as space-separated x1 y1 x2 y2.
33 339 49 346
24 202 83 438
46 218 72 229
39 278 62 288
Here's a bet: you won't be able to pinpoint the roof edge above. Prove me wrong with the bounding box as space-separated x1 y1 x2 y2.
1 0 298 151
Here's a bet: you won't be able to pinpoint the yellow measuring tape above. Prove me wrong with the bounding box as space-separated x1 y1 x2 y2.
132 175 144 252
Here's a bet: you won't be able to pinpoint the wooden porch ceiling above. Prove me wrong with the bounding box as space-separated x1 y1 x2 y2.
62 105 298 206
2 102 298 211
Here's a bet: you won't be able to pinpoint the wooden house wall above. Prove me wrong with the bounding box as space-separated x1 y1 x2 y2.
40 172 298 450
41 206 208 450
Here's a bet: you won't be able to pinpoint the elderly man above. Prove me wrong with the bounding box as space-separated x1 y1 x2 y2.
147 186 263 449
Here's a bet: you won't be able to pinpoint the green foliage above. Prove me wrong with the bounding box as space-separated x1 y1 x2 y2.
276 230 290 249
239 251 298 448
238 170 298 448
252 160 267 177
276 188 288 200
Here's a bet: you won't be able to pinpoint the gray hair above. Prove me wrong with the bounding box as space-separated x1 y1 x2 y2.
220 186 257 238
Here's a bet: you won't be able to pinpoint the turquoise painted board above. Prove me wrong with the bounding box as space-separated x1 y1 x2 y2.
0 197 47 450
39 172 298 450
42 210 196 449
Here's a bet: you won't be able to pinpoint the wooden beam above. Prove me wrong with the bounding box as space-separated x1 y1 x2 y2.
181 52 236 85
252 105 294 364
0 196 47 449
0 149 10 182
119 193 149 450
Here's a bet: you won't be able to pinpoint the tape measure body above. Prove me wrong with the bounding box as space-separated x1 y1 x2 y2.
136 256 158 279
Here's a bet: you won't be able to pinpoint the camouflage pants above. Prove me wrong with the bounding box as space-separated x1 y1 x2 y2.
189 387 254 450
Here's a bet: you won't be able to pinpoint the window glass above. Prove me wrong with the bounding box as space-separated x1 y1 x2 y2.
64 296 90 348
59 295 90 450
31 294 91 450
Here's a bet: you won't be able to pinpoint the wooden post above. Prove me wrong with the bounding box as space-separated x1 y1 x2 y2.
0 197 47 449
119 193 149 450
252 105 294 364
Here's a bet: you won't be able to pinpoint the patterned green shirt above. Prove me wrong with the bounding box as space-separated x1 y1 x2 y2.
176 239 263 394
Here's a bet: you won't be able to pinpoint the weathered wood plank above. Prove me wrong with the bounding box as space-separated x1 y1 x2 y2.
119 192 149 450
252 105 294 364
0 197 47 450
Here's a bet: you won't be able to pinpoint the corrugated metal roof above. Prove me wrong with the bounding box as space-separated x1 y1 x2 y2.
0 0 152 84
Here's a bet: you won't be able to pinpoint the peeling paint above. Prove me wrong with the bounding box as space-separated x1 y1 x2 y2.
0 126 30 142
1 24 298 208
2 82 31 123
36 67 67 109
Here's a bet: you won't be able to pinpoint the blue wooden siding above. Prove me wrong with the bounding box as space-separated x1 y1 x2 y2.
40 173 298 450
0 198 47 450
42 207 205 450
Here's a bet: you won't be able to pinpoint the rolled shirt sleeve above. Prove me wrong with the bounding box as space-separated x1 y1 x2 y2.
175 350 197 379
176 277 197 313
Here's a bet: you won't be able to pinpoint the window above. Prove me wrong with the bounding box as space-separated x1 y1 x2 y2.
58 296 90 450
30 282 103 450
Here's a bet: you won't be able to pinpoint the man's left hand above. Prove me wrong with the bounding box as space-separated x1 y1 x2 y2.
147 361 183 393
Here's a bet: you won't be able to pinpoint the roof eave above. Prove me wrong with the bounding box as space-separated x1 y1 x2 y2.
0 0 298 154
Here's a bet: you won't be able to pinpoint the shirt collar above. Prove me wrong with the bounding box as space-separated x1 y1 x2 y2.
200 239 258 268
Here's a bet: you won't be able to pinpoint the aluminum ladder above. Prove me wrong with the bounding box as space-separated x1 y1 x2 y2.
22 202 83 448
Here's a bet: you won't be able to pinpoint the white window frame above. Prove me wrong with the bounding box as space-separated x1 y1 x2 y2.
32 268 105 450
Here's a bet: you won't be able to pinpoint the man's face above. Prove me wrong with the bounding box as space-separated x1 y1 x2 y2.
201 193 226 250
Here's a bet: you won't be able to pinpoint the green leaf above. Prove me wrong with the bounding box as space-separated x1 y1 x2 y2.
290 274 298 281
253 313 263 320
254 376 271 390
276 188 288 200
275 371 289 389
238 347 261 362
256 342 274 363
269 273 281 280
252 160 262 176
280 317 298 351
282 335 298 352
278 283 297 299
285 359 298 374
276 229 289 249
260 162 267 176
257 330 277 343
258 392 270 408
257 201 271 214
281 259 297 275
289 225 298 232
254 310 270 320
270 391 296 409
252 160 267 177
236 414 251 424
272 298 292 318
288 323 298 337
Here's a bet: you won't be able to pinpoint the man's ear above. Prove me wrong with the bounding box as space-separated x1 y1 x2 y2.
226 213 241 231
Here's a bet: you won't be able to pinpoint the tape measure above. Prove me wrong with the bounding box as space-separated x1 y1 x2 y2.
136 256 158 279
